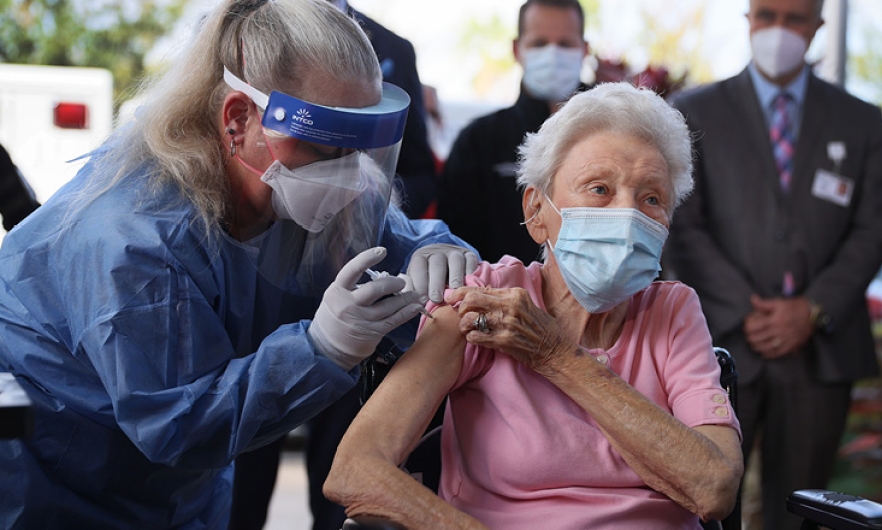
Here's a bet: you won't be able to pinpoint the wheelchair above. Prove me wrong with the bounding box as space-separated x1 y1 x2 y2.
342 495 882 530
342 349 882 530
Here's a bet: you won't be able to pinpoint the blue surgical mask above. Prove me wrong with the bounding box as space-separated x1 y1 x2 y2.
546 198 668 313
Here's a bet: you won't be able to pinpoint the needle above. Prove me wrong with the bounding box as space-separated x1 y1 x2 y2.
365 268 434 319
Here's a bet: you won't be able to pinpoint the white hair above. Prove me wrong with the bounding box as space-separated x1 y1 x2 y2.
516 82 694 212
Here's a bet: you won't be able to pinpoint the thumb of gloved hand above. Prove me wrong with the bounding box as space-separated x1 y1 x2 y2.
407 244 480 304
309 247 424 371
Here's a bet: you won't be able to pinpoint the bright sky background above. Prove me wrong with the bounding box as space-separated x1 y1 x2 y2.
347 0 874 103
350 0 751 104
169 0 881 107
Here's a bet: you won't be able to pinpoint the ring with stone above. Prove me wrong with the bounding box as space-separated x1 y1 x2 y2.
475 313 490 333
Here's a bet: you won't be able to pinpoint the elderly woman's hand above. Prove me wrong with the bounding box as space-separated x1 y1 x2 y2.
444 286 574 373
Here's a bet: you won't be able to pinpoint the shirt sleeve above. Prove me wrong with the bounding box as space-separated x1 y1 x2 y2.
658 283 742 439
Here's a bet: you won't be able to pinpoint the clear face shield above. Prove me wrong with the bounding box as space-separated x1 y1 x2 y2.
224 68 409 293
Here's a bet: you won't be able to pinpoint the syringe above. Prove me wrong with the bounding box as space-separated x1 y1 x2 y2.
365 268 434 319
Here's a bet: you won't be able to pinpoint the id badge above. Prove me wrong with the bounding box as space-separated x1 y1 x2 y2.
811 168 853 207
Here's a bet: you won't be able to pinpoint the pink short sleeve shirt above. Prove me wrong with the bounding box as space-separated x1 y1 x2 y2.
422 257 740 530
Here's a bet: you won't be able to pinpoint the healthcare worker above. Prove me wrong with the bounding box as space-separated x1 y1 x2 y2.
0 0 476 528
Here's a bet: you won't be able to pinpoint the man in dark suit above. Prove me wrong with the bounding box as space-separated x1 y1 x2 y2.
666 1 882 529
436 0 589 265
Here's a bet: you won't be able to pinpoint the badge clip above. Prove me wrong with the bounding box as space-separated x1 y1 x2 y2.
827 141 846 174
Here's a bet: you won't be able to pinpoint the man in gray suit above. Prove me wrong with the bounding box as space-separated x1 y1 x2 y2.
666 0 882 528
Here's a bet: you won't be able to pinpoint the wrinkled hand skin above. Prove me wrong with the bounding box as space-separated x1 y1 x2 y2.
444 286 575 374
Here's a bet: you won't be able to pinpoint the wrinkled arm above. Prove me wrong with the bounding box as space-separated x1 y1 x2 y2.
544 353 743 522
324 306 488 530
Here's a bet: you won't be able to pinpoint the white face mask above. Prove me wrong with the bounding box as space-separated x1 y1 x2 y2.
750 26 808 79
260 151 367 233
521 44 584 103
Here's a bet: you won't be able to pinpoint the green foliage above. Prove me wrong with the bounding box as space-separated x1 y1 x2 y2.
849 27 882 106
636 3 711 86
0 0 187 111
580 0 600 24
458 14 515 96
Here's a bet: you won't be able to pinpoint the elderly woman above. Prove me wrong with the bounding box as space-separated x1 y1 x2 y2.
0 0 476 528
324 82 743 529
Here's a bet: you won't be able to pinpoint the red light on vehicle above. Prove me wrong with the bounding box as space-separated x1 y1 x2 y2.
54 102 89 130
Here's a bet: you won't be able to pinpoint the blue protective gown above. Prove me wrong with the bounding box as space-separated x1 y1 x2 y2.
0 146 469 529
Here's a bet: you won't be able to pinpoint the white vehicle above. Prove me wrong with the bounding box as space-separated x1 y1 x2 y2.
0 63 113 204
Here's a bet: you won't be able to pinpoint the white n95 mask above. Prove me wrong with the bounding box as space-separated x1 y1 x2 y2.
260 151 367 233
521 44 584 103
750 27 807 79
547 201 668 314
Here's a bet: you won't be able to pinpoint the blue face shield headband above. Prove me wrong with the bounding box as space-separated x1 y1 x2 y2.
222 68 411 292
223 67 409 148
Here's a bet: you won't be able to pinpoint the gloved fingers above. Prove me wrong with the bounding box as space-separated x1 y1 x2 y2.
407 244 478 303
445 250 466 289
408 254 429 302
336 246 388 289
382 302 425 330
351 275 408 305
427 251 450 303
351 290 422 321
464 250 479 275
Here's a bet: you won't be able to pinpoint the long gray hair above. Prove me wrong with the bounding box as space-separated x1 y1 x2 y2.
82 0 381 238
516 82 694 214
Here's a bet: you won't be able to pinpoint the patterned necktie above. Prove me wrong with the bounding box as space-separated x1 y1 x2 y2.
770 92 795 193
771 92 796 296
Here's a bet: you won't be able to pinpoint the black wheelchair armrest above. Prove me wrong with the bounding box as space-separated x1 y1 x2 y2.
342 516 406 530
787 489 882 530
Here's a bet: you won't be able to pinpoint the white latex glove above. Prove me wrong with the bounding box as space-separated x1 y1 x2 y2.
406 244 480 304
309 247 424 371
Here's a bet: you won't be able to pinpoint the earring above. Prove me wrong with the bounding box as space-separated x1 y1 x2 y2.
227 128 237 156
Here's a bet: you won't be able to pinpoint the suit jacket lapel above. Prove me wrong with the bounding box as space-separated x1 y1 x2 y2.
729 68 785 200
792 75 828 192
